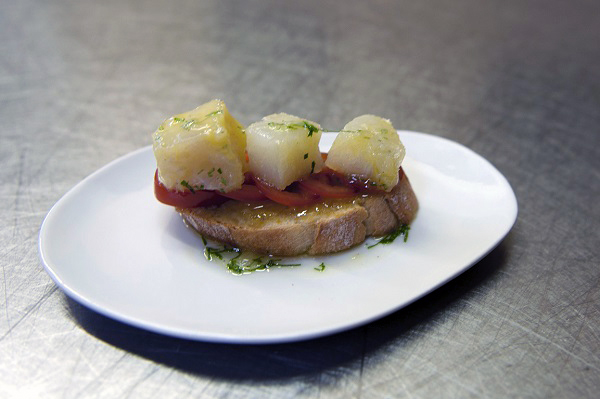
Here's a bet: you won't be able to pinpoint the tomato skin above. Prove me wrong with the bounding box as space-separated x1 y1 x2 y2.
319 152 404 193
253 177 319 207
154 170 220 208
154 162 404 208
218 184 267 202
298 174 356 198
321 167 388 194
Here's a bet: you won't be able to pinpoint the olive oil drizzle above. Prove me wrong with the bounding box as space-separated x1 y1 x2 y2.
227 254 302 275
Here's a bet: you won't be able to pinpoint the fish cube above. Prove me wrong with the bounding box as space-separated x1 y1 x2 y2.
246 113 323 190
325 115 404 191
152 99 246 192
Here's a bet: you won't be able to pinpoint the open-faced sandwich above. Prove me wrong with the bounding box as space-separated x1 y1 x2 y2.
152 99 418 256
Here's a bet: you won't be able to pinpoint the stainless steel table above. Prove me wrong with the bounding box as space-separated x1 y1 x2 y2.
2 0 599 397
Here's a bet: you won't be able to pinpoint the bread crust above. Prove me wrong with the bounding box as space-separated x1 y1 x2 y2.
178 171 418 256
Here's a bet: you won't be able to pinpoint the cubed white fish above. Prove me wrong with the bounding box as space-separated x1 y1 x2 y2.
325 115 404 191
246 113 323 190
152 99 246 192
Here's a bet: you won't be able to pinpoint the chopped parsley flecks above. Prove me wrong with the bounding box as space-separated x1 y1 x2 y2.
203 243 301 275
227 255 301 275
170 110 223 131
267 120 320 137
314 262 326 272
302 121 318 137
204 245 238 261
182 120 196 130
310 161 316 174
180 180 195 193
208 168 215 177
206 110 224 117
367 224 410 249
304 153 309 159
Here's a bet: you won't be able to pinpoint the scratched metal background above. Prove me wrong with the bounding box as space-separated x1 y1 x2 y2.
1 0 599 397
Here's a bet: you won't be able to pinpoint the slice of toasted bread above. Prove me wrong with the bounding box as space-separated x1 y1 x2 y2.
178 170 418 256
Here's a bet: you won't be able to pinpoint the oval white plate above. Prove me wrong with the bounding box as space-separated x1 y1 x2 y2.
39 131 517 344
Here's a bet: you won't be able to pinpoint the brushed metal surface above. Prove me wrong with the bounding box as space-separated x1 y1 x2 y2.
1 0 599 397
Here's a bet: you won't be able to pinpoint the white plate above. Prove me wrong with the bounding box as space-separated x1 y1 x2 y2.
39 131 517 344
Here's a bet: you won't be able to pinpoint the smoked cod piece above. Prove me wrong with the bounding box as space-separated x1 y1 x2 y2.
246 113 323 190
152 100 247 193
325 115 405 191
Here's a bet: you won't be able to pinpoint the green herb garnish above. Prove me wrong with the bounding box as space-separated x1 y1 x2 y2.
310 161 316 173
304 153 308 159
204 245 239 261
267 120 320 137
314 262 326 272
202 242 301 275
206 110 224 117
302 121 318 137
367 224 410 249
182 120 196 130
181 180 195 193
226 255 301 275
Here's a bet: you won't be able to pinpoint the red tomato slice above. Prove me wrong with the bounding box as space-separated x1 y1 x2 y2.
154 170 219 208
298 174 356 198
253 178 318 207
321 168 388 193
218 184 267 202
